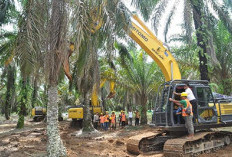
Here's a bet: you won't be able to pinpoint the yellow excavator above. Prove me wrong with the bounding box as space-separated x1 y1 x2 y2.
31 107 46 122
68 79 116 122
123 12 232 156
66 4 232 155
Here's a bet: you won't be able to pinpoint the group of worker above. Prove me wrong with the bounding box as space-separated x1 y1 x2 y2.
92 110 140 131
169 82 197 139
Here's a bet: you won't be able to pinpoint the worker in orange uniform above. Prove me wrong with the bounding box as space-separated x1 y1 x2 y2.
169 92 194 138
121 111 126 128
110 111 116 130
135 110 140 126
104 111 110 131
99 113 105 130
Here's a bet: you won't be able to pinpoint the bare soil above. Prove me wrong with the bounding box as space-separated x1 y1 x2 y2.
0 119 232 157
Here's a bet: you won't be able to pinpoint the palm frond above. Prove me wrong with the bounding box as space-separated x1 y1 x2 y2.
164 0 179 43
223 0 232 10
152 0 169 34
210 0 232 36
16 0 49 78
131 0 159 21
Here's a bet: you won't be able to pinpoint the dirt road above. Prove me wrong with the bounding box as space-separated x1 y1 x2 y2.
1 120 232 157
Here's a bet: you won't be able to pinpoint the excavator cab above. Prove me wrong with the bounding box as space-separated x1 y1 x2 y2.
153 80 218 131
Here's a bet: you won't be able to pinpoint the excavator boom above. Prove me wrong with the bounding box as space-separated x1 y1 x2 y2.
129 15 181 81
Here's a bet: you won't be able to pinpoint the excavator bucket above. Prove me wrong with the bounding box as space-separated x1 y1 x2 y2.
107 81 116 98
63 42 74 81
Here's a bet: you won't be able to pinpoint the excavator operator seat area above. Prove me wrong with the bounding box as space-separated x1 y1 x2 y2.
172 85 187 125
195 86 217 123
153 80 218 128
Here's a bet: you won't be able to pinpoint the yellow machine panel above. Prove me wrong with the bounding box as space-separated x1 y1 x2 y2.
31 107 46 121
42 108 46 113
92 107 102 114
68 108 83 119
207 102 232 123
199 109 214 119
216 102 232 116
31 108 35 116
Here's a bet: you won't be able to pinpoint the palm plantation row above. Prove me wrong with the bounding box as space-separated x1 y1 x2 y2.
1 0 232 156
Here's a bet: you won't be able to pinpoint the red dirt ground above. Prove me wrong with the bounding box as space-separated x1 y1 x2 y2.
0 120 232 157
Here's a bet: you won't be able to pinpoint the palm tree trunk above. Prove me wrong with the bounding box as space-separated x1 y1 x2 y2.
47 85 66 156
17 78 29 129
82 68 95 132
190 0 210 81
140 92 147 124
46 0 67 155
44 84 48 107
101 88 106 113
5 65 16 120
31 76 38 108
82 91 94 132
221 69 232 95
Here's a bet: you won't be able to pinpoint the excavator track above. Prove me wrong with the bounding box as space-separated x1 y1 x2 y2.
164 131 232 157
126 131 168 155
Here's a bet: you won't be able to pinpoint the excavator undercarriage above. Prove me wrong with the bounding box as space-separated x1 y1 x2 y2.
127 130 232 156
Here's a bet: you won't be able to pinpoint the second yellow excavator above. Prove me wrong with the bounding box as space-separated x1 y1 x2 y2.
68 78 116 123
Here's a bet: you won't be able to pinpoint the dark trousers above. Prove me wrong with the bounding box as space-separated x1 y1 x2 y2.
122 121 125 127
135 118 139 126
94 122 98 129
104 122 109 131
190 99 198 122
129 118 132 125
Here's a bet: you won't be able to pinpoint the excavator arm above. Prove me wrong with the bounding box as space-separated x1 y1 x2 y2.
129 15 181 81
91 78 116 106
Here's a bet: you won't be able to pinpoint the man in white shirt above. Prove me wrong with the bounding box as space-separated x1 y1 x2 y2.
128 110 133 126
93 112 99 129
174 83 198 123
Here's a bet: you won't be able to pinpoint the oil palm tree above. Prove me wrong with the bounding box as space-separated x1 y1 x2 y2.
0 32 17 120
10 0 67 155
211 21 232 95
69 0 131 132
117 46 164 124
45 0 68 156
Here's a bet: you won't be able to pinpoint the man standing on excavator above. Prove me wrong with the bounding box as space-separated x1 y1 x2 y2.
174 83 198 122
169 92 194 138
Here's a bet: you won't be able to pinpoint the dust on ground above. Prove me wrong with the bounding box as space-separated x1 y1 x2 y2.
1 119 232 157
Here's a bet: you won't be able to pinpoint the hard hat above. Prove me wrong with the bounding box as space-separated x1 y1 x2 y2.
101 113 103 115
121 110 123 112
112 111 115 113
181 92 188 97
